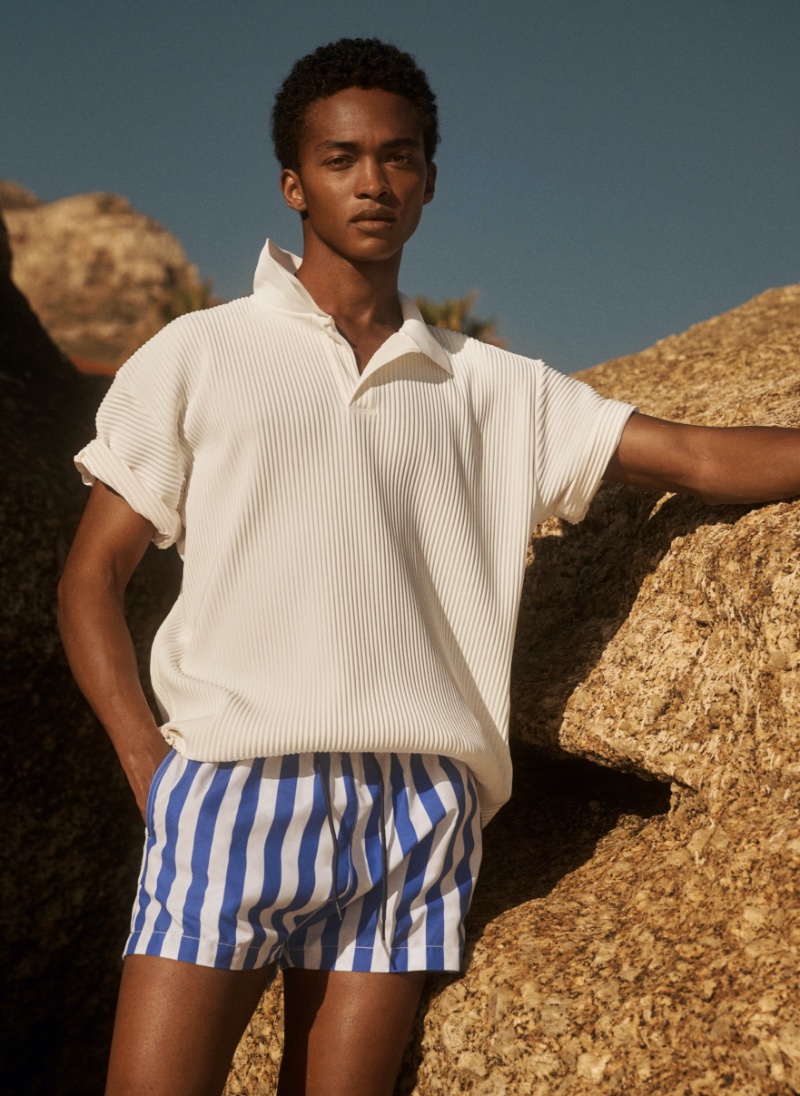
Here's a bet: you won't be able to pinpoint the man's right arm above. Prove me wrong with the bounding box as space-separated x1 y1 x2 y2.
58 480 170 819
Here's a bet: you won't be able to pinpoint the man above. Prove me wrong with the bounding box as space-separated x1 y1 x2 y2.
58 37 800 1096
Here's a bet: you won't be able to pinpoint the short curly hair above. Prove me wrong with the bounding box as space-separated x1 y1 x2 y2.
272 38 439 171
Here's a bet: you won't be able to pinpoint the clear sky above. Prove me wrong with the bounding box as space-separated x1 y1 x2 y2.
3 0 798 372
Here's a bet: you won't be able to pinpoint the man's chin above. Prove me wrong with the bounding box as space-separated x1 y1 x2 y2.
308 234 406 268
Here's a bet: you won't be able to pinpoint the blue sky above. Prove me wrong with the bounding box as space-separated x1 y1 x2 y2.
3 0 798 372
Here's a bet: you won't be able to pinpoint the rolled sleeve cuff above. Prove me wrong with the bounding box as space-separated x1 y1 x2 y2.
557 401 637 524
75 439 183 549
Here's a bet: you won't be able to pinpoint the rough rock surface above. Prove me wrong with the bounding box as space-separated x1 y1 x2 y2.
225 285 800 1094
4 179 797 1094
1 178 208 371
0 209 181 1094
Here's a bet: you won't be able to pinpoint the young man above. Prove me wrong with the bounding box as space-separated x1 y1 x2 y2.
58 37 800 1096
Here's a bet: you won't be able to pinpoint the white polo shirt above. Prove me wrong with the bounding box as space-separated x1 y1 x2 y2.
76 240 635 823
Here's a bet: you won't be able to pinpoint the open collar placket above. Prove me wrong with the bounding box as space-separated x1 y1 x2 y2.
252 239 453 408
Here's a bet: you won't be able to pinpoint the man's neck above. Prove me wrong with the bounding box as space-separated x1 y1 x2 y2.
295 236 404 332
294 237 406 373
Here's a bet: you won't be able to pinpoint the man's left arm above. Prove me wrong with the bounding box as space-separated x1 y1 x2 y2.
603 413 800 505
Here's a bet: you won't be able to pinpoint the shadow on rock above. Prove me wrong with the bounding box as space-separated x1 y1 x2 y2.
511 482 749 756
398 747 671 1094
468 746 671 937
1 211 181 1096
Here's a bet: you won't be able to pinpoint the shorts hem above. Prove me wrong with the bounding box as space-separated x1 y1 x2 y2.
282 943 464 974
124 932 463 974
124 931 280 971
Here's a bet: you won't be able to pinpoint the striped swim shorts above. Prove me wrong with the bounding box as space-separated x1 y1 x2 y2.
125 751 482 974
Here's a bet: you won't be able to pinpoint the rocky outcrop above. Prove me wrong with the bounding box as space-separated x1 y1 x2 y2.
513 285 800 803
0 208 181 1094
5 175 797 1091
0 178 40 211
1 179 209 372
225 286 800 1094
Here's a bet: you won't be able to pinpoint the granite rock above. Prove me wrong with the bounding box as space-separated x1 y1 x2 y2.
0 209 181 1094
513 283 800 811
1 180 208 371
5 181 796 1092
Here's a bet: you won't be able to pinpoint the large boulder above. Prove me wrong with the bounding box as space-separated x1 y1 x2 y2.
513 283 800 809
226 285 800 1095
0 208 181 1095
1 179 209 372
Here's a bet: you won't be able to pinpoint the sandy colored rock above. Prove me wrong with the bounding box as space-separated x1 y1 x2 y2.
1 180 210 370
0 178 40 211
512 282 800 812
225 283 800 1094
405 776 800 1096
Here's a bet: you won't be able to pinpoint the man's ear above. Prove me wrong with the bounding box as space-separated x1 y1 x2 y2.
423 161 437 205
280 168 307 213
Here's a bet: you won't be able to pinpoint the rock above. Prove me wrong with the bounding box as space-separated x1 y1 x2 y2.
403 768 800 1095
5 177 797 1092
0 209 181 1094
1 180 210 372
512 282 800 812
0 178 40 210
225 284 800 1094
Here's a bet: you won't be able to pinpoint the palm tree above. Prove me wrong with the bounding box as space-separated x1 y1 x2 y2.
414 291 505 347
160 279 216 323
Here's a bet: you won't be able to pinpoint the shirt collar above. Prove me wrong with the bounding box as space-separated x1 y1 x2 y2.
252 239 452 375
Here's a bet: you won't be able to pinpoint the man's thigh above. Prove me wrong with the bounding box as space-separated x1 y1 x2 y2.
105 954 273 1096
280 968 428 1096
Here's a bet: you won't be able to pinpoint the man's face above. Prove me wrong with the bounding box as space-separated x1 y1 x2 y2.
280 87 436 266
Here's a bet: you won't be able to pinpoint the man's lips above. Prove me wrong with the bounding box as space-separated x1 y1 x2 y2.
351 210 397 224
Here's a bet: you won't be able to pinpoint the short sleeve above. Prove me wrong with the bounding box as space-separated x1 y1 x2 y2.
533 364 636 525
74 320 193 549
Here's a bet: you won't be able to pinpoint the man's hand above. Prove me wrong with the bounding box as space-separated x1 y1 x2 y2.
604 412 800 505
128 734 172 821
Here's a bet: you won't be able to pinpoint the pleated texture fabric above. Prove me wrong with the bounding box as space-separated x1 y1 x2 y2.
125 750 481 973
75 240 635 823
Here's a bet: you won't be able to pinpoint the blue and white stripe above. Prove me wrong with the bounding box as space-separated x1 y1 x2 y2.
125 751 482 974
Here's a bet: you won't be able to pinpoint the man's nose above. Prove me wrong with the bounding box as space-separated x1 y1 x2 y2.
355 158 390 198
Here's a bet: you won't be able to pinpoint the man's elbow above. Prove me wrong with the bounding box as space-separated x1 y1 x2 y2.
57 563 82 641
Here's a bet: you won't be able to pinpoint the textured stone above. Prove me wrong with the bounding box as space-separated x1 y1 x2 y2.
5 182 798 1092
0 209 181 1094
225 283 800 1094
1 179 208 371
512 282 800 813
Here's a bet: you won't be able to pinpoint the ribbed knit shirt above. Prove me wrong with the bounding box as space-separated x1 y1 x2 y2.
76 239 635 823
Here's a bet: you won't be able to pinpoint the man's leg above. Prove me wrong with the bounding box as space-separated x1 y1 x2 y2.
279 968 427 1096
105 954 273 1096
